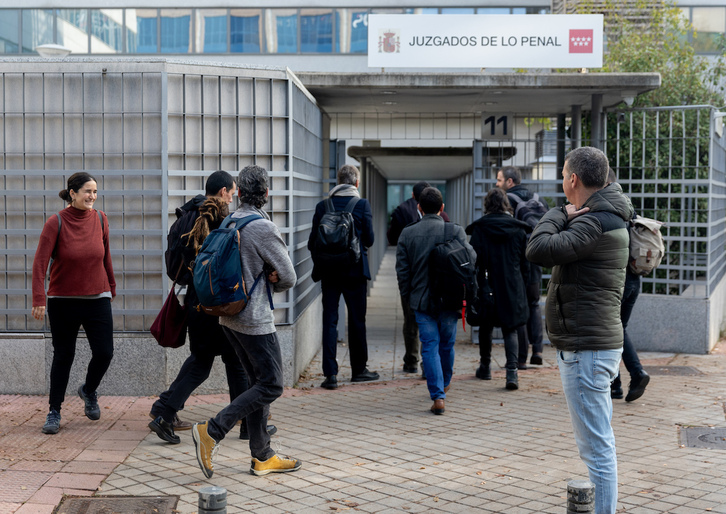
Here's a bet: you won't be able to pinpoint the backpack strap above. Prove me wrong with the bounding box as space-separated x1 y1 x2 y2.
324 198 335 214
343 197 360 213
222 213 274 310
443 221 453 242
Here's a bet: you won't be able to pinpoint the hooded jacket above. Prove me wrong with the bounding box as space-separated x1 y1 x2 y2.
526 183 634 351
466 213 531 329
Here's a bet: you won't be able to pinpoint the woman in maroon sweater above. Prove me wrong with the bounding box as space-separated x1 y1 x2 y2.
32 172 116 435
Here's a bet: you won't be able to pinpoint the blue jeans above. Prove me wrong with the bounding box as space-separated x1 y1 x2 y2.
558 348 622 514
415 310 458 400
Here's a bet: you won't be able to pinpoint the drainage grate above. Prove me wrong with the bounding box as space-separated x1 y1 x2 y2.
643 365 702 376
54 495 179 514
680 427 726 449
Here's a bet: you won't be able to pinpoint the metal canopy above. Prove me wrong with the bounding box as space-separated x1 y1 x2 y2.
296 72 661 114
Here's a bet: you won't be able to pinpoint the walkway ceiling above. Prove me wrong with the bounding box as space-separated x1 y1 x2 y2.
297 72 661 180
297 72 661 115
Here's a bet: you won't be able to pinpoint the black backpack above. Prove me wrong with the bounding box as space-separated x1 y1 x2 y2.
165 206 199 285
428 223 477 314
312 197 361 273
508 192 549 229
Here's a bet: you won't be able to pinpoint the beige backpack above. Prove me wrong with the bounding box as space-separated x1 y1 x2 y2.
628 215 665 276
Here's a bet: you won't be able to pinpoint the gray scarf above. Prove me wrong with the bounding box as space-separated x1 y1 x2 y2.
328 184 360 198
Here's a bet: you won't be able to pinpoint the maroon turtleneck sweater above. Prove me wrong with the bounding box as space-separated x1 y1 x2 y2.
32 206 116 306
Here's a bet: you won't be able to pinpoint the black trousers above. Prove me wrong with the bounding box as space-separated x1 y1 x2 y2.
151 292 248 423
47 297 114 412
209 329 283 460
321 277 369 377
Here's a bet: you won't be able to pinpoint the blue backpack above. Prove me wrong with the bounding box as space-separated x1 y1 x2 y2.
192 214 265 316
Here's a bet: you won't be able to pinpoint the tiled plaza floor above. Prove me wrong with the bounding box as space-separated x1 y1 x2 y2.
1 249 725 513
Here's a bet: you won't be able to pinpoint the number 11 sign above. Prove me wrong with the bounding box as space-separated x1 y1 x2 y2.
481 113 513 140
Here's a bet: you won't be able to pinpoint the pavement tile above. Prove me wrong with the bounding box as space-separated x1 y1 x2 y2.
13 504 55 514
45 472 105 491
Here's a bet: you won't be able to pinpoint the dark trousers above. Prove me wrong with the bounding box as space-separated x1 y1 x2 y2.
478 322 519 371
47 298 114 412
612 272 643 389
152 298 248 424
321 277 369 377
208 329 283 461
400 294 420 366
517 275 544 363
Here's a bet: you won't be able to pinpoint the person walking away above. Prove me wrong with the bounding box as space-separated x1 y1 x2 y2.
466 187 530 390
526 147 633 514
148 171 275 444
388 181 430 375
191 165 300 478
396 187 476 415
496 166 545 366
606 169 650 402
32 172 116 434
308 164 379 390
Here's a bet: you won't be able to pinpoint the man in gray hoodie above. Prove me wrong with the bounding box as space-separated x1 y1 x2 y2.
191 165 301 479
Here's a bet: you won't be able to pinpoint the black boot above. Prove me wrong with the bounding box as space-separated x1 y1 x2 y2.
475 365 491 380
505 369 519 390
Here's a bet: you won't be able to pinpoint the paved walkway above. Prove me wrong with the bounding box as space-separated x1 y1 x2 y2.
2 249 726 513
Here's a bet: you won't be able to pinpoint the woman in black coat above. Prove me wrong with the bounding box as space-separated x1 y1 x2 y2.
466 188 531 390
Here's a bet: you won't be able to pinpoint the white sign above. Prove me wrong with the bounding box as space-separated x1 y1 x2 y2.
481 113 513 140
368 14 603 69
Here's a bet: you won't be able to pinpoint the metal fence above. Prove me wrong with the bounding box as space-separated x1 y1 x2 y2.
604 105 726 298
0 59 325 332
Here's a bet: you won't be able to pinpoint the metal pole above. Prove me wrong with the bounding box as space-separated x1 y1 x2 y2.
567 480 595 513
591 94 603 150
198 486 227 514
571 104 582 149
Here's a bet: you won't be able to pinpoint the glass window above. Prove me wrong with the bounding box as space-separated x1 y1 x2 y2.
527 7 550 14
301 9 333 53
692 7 726 53
134 9 157 53
197 9 227 53
477 8 511 14
336 9 367 53
57 9 89 54
419 8 439 14
512 8 526 14
160 9 191 53
268 9 297 53
231 9 262 53
442 8 474 14
22 9 54 53
90 10 123 53
0 10 20 53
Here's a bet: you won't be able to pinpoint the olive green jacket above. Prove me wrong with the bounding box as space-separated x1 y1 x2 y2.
525 183 634 351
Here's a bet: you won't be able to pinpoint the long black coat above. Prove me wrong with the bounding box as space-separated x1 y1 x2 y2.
466 213 531 329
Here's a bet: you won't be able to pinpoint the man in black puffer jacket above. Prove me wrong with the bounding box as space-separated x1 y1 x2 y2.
526 147 633 514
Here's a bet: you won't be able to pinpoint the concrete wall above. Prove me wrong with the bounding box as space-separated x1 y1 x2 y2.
627 272 726 354
0 296 323 396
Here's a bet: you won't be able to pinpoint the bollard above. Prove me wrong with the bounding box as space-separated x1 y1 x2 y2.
198 486 227 514
567 479 595 513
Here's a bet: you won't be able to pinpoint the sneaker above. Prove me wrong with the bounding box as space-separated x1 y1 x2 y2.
250 454 302 476
148 412 193 431
530 353 543 365
78 384 100 420
192 421 219 479
402 364 418 374
240 424 278 440
148 416 181 444
625 370 650 402
611 386 624 400
42 409 61 434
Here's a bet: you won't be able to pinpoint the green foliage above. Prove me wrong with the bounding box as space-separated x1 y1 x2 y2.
573 0 726 107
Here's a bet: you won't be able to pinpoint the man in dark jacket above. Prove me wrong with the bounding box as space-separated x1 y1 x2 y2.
149 171 274 444
388 181 430 375
526 147 633 514
396 187 476 415
308 165 379 390
496 166 544 366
